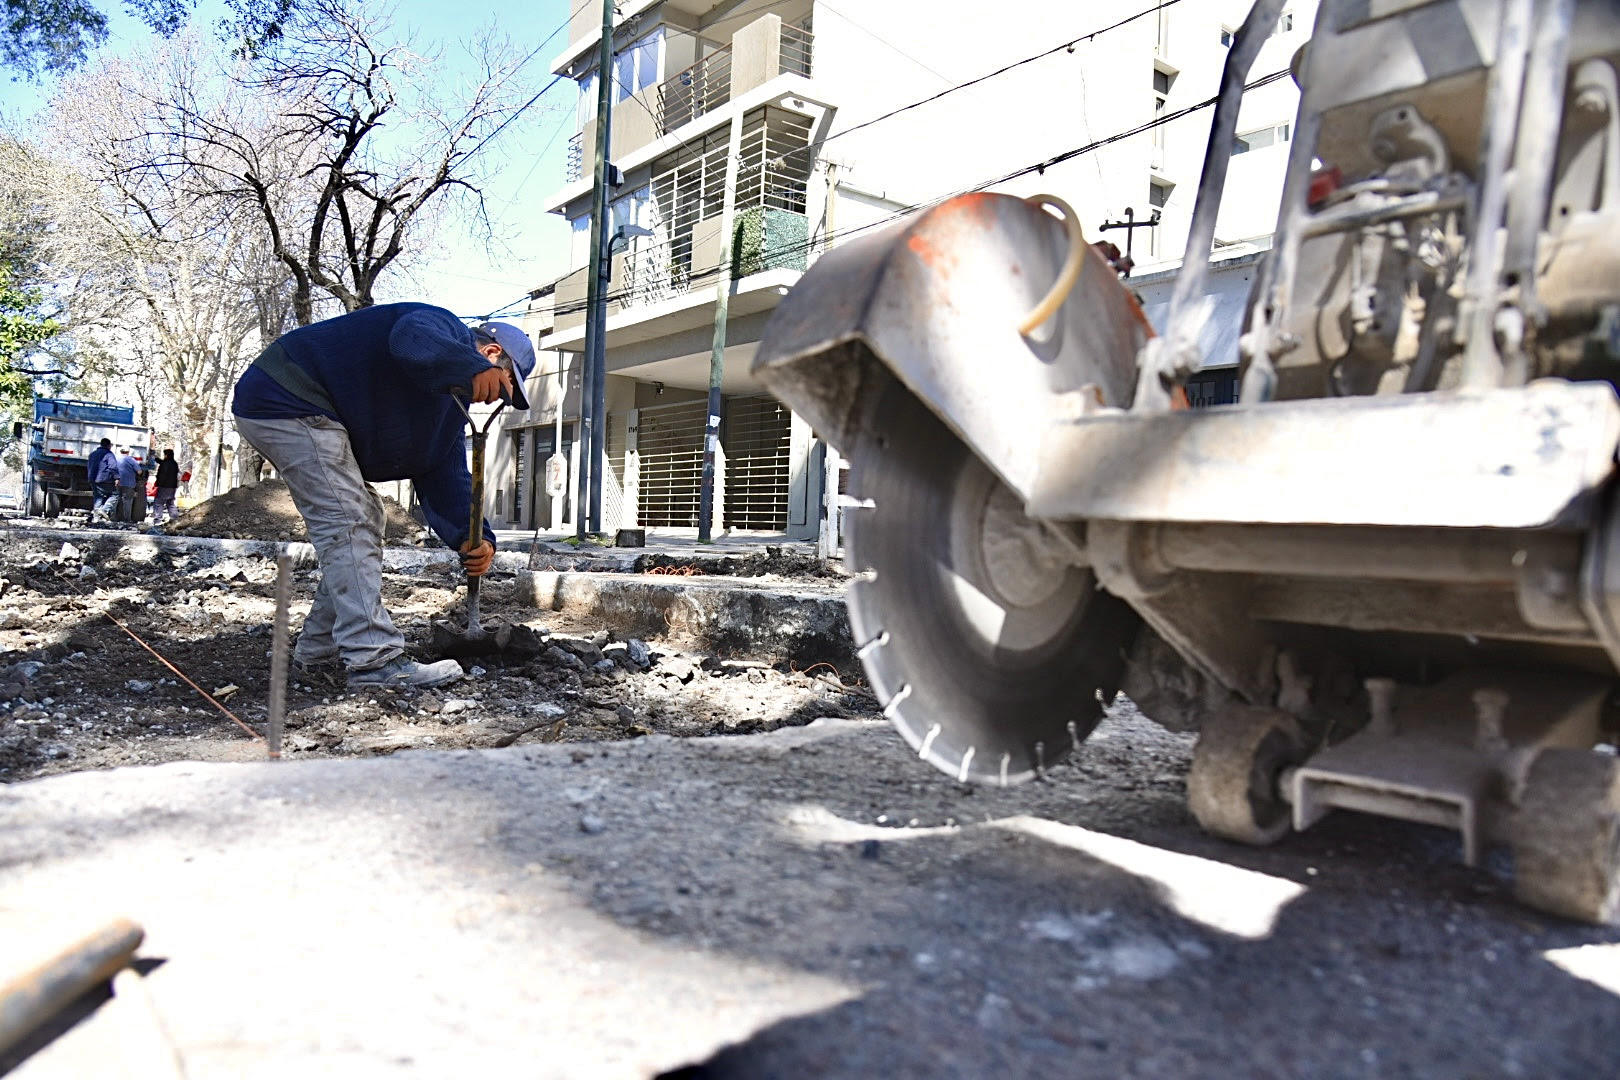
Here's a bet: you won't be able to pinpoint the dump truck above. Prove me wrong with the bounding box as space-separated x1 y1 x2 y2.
21 398 152 518
754 0 1620 923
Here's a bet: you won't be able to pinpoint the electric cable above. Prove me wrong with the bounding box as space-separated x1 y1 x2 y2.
520 66 1291 324
738 0 1187 183
460 0 598 161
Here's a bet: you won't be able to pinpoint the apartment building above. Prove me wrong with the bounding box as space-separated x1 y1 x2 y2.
486 0 1313 537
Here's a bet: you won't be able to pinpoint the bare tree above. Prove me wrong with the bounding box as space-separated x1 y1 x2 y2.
24 39 291 477
122 0 545 323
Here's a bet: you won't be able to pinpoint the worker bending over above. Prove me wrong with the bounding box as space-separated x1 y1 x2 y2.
232 303 535 688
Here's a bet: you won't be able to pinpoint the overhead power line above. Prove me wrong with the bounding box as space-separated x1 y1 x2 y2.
471 0 1197 320
522 66 1290 325
769 0 1187 177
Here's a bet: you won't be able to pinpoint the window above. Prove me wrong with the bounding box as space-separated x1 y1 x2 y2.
1152 67 1173 160
1221 12 1292 46
1233 123 1291 155
576 71 598 131
570 214 592 266
614 29 663 102
611 186 653 234
1149 180 1172 208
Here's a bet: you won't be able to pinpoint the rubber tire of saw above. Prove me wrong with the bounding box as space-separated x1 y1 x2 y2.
845 387 1139 786
1510 748 1620 926
1186 707 1307 846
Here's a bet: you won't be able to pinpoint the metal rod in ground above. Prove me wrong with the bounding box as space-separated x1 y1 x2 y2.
267 553 293 760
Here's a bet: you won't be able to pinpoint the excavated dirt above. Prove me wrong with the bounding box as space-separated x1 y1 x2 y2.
0 529 878 784
165 479 427 543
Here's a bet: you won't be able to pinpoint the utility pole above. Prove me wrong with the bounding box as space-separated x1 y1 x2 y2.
580 0 616 539
698 110 745 542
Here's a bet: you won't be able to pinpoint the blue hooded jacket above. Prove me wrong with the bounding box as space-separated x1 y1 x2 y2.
231 303 497 550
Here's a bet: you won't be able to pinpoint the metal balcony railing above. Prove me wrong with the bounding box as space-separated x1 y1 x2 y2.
780 21 813 77
566 131 584 184
657 46 733 134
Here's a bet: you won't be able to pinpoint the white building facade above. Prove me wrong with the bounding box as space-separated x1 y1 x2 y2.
487 0 1314 537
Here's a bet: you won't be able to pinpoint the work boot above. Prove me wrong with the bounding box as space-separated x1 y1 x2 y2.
347 656 464 689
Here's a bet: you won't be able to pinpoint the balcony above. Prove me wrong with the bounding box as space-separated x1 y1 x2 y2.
657 45 734 133
566 131 585 184
654 14 813 138
550 105 812 336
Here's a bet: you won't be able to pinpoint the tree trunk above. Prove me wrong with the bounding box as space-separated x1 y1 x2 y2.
236 442 267 487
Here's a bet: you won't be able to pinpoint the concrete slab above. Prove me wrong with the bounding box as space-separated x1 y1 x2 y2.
516 570 853 667
0 724 879 1079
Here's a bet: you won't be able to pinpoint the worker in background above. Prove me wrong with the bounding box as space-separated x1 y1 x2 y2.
87 438 115 521
152 448 180 526
231 303 535 690
114 446 141 523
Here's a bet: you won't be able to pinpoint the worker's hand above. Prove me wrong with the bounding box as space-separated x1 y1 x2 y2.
459 539 495 577
469 365 513 404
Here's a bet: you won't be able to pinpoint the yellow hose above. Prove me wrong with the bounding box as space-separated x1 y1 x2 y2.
1018 193 1087 337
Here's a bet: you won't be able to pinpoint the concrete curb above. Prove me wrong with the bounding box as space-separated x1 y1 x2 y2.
516 569 855 668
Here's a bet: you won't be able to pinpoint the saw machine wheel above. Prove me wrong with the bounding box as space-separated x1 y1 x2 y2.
1186 707 1307 846
1511 749 1620 926
844 389 1139 786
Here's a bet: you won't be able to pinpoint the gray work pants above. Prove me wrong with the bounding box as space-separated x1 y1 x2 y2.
233 414 404 671
153 486 178 524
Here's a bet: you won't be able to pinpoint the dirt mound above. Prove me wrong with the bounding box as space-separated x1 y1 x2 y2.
166 480 425 543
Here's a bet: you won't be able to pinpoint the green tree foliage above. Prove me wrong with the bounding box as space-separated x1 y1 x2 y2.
0 265 57 411
1 0 292 80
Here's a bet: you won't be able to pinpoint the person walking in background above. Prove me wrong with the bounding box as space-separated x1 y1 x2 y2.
152 448 180 526
87 438 116 521
114 446 141 523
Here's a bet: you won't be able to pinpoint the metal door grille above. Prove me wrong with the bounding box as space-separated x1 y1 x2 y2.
604 415 628 530
510 428 528 525
636 399 707 527
723 395 790 531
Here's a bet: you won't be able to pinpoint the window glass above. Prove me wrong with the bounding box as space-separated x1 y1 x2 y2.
1234 124 1291 155
576 71 597 130
570 214 592 265
611 186 653 233
1149 182 1171 208
615 29 664 101
1153 69 1171 94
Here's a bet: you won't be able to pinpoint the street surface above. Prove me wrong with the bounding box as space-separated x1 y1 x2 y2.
3 704 1617 1078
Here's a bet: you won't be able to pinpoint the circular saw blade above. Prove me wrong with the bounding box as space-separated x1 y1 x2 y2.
846 390 1138 786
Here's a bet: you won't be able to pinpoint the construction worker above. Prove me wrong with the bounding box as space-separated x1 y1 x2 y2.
114 446 141 522
90 440 121 522
231 303 534 689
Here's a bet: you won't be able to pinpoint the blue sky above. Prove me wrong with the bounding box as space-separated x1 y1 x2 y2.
0 0 581 323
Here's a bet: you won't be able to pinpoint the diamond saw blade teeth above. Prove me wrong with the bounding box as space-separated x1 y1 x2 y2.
843 389 1139 786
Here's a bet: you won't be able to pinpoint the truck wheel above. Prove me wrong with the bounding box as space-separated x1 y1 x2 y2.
27 485 43 518
1511 749 1620 925
1187 707 1307 846
844 387 1139 786
44 490 62 519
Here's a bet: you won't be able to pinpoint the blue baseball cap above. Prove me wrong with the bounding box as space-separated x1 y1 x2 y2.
475 321 537 411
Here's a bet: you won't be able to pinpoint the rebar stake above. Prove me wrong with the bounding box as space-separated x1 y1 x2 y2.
267 553 293 760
